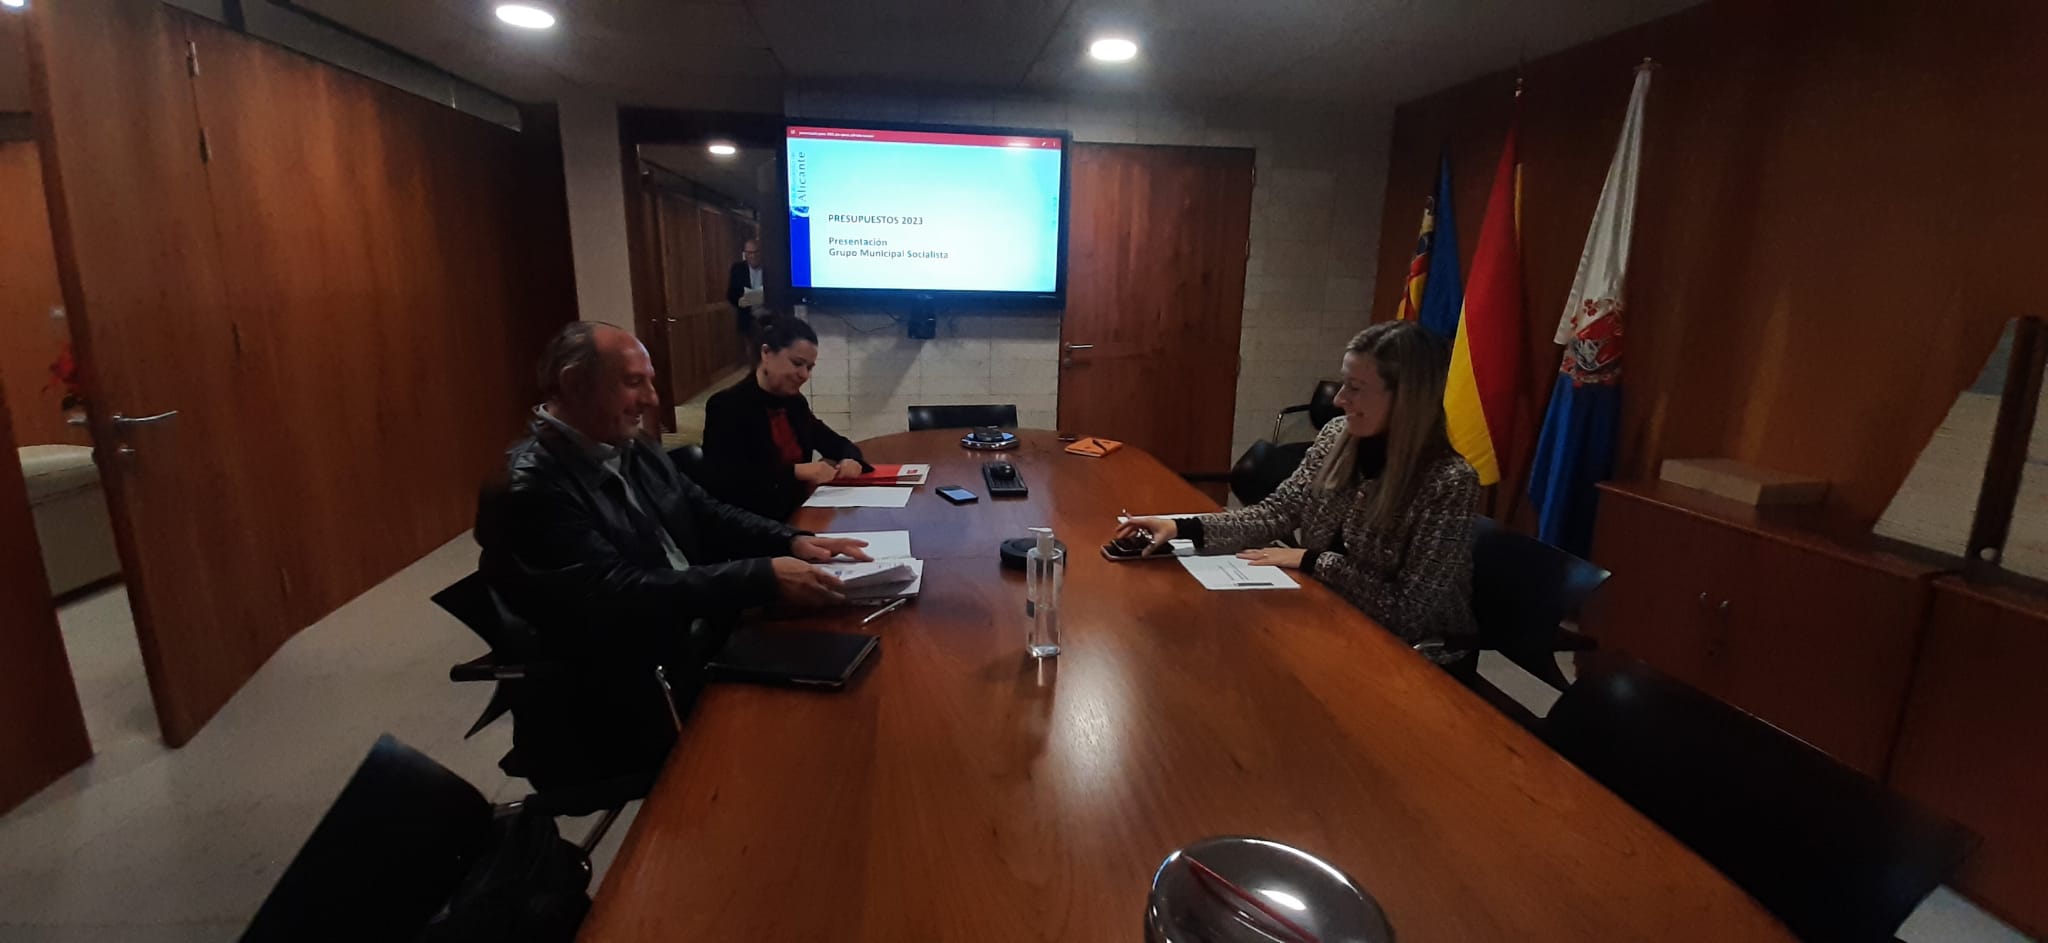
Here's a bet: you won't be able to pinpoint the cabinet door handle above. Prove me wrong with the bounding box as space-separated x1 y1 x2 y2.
1716 599 1731 616
1697 592 1710 610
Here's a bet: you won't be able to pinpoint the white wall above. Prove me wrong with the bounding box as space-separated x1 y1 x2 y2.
558 94 636 325
786 89 1394 461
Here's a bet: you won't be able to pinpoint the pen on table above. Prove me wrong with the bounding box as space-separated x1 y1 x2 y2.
862 597 908 625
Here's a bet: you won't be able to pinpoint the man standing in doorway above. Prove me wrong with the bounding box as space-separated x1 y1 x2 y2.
726 238 766 346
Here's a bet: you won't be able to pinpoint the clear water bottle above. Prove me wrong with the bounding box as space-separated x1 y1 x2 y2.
1025 526 1064 658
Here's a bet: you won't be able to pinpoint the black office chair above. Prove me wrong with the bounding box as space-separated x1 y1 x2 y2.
667 444 708 483
1228 439 1312 505
1269 379 1343 442
241 735 590 943
907 404 1018 431
1228 381 1345 505
436 573 669 820
1544 658 1978 943
1451 515 1607 690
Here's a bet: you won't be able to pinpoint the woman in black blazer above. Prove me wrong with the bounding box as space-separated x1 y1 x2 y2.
700 315 870 520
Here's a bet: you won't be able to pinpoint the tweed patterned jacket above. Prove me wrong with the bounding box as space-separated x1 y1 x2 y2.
1192 417 1479 656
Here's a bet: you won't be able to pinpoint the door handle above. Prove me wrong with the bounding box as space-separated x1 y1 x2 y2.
1063 344 1094 351
113 410 179 426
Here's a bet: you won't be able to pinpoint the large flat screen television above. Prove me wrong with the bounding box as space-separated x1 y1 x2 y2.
784 123 1069 306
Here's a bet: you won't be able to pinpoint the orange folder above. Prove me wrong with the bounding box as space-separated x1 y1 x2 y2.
1064 436 1123 458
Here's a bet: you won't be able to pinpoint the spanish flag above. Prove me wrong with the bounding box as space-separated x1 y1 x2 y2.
1443 116 1525 486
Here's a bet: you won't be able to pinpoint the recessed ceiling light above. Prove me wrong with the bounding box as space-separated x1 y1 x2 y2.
707 144 738 157
1089 37 1138 62
495 4 556 29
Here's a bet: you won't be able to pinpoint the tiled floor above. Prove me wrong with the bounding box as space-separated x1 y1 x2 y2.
0 534 2033 941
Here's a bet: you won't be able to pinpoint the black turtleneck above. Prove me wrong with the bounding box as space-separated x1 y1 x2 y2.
1352 434 1389 482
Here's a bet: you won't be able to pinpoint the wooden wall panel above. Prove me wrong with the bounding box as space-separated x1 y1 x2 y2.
1371 0 2048 524
0 373 92 813
649 184 747 402
181 12 573 628
1888 578 2048 938
0 141 83 447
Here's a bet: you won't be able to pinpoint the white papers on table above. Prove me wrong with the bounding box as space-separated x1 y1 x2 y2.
1177 554 1300 591
845 560 923 603
738 287 765 307
815 560 916 588
818 530 913 561
814 530 921 602
803 486 913 508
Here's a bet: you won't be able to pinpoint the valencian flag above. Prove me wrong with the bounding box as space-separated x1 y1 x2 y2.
1396 154 1463 341
1443 104 1525 487
1530 65 1653 556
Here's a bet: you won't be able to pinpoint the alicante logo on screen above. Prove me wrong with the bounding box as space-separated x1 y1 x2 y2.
789 151 810 218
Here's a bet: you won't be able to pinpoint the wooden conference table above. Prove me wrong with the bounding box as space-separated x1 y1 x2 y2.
580 430 1792 941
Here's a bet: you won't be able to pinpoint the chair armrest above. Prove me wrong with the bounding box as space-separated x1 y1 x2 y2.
1270 404 1313 441
448 654 556 683
1553 628 1598 652
1434 632 1483 654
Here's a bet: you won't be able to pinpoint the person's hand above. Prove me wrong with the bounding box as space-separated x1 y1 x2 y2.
795 460 839 486
1237 547 1308 569
791 535 872 563
1113 515 1178 555
834 459 864 479
771 556 846 605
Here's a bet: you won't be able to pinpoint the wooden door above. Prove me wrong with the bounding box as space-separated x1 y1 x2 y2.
0 375 93 813
1058 144 1252 477
29 0 291 746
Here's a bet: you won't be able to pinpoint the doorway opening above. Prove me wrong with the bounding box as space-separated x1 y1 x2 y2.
635 141 776 443
1 36 157 756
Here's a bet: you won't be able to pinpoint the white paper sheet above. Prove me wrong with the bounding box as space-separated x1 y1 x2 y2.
814 560 916 587
1177 555 1300 591
817 530 913 560
803 486 914 509
846 560 924 602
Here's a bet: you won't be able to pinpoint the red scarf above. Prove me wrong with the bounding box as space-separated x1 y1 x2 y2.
767 409 804 465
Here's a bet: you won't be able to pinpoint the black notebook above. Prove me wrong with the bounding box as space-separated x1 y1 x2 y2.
705 627 879 690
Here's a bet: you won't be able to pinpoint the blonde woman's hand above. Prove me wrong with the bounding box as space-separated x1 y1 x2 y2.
1113 516 1178 555
1236 547 1307 569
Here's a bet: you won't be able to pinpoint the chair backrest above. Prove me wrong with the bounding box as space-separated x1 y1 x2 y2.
1467 515 1611 649
241 735 494 942
432 571 538 658
1306 380 1343 429
1229 439 1311 506
1545 659 1978 943
907 404 1019 431
667 444 708 483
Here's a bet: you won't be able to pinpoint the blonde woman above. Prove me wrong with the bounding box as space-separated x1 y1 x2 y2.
1117 320 1479 660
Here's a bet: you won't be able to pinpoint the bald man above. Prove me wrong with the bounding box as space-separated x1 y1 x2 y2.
476 321 868 782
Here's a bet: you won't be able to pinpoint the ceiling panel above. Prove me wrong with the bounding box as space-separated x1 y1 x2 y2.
265 0 1704 111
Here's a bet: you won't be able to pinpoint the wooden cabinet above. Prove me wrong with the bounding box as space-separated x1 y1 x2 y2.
1887 578 2048 939
1583 482 1937 775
